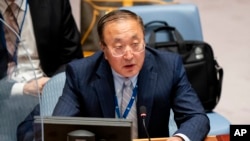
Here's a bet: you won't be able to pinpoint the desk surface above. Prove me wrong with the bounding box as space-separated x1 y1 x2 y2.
133 134 229 141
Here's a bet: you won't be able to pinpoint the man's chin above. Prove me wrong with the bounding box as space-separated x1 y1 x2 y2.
121 71 139 78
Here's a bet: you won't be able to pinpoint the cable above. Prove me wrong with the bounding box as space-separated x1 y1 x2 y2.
0 17 44 141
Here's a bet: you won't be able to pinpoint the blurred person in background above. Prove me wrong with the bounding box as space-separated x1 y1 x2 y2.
0 0 83 140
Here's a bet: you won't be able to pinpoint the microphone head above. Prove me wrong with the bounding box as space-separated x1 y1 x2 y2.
140 106 147 117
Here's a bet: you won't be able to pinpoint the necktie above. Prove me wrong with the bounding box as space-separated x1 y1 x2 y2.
3 2 19 76
122 79 138 139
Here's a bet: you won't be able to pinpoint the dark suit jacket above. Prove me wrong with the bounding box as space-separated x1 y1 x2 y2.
0 13 8 79
29 0 83 76
0 0 83 98
53 47 210 141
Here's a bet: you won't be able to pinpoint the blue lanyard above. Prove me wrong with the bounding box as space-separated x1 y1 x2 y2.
12 0 28 63
115 85 138 119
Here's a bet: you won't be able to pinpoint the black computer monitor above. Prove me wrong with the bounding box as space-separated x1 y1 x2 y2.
34 116 132 141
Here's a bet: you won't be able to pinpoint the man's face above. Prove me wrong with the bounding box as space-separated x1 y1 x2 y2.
101 18 145 78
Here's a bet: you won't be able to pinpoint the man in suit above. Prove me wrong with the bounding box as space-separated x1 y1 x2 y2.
52 9 210 141
0 0 82 140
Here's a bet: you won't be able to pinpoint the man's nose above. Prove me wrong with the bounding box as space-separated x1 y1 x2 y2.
123 47 133 59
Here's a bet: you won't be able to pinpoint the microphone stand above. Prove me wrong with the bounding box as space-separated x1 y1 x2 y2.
140 106 151 141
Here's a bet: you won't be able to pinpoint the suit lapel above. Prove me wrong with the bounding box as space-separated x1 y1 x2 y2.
137 51 157 127
93 59 116 118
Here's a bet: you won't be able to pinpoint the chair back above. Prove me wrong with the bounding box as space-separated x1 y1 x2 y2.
40 72 66 116
120 3 203 41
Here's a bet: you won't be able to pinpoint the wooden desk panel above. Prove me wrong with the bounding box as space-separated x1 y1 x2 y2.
133 134 229 141
214 134 229 141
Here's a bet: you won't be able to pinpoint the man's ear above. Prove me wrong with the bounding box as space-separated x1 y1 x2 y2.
99 42 105 51
99 42 108 60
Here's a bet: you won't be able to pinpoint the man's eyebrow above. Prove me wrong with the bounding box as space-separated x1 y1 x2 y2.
113 38 122 43
132 34 139 39
111 34 140 44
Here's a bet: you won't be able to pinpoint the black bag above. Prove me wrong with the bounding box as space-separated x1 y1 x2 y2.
145 21 223 112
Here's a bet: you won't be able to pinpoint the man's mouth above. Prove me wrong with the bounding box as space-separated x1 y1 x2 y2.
124 64 134 68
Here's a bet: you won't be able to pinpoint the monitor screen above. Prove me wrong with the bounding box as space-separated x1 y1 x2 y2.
34 116 132 141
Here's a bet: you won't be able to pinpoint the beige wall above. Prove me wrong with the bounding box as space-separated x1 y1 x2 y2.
70 0 80 30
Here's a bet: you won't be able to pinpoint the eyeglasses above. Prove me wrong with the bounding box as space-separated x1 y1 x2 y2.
106 43 145 57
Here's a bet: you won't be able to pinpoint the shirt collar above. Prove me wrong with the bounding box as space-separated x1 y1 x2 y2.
111 69 138 88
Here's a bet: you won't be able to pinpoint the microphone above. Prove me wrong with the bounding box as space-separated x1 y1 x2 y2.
140 106 151 141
